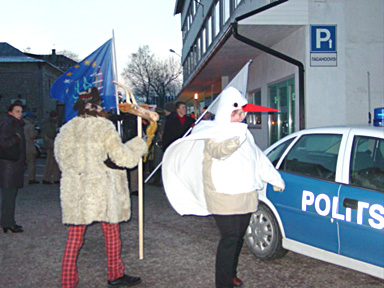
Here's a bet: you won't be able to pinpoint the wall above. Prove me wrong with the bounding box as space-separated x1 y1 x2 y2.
247 27 305 149
306 0 383 127
180 0 384 148
250 0 384 150
344 0 384 124
0 63 41 114
0 62 62 121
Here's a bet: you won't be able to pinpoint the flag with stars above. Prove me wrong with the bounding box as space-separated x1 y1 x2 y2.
50 39 115 121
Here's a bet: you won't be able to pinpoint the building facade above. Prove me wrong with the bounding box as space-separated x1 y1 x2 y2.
0 43 76 123
174 0 384 148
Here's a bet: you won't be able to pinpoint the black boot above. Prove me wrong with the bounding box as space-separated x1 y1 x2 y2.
107 274 142 287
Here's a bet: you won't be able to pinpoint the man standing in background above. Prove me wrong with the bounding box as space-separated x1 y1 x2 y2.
42 111 60 184
162 101 194 151
23 112 39 184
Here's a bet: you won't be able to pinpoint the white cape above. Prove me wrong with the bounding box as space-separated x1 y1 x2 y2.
162 121 248 216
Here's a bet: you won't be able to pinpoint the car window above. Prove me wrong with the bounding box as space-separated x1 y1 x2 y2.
280 134 341 181
349 136 384 192
267 137 295 166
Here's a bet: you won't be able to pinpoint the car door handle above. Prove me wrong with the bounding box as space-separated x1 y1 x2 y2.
343 198 358 210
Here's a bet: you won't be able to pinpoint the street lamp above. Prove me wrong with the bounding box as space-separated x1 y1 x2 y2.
169 49 181 58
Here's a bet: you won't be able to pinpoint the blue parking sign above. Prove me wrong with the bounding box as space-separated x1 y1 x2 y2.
311 25 337 52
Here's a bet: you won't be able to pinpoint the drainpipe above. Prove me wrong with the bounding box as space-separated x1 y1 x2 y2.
232 20 306 130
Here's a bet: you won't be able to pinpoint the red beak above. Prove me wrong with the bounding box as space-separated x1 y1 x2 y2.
242 103 279 112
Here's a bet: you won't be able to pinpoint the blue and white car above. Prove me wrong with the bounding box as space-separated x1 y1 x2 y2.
245 125 384 279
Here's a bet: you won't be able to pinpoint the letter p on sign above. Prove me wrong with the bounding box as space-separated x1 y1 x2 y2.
316 29 331 49
311 25 337 52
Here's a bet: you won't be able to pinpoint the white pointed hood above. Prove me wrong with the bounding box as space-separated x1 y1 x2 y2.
161 87 285 216
214 87 247 124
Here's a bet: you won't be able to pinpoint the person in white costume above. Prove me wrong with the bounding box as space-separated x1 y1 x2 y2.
162 86 285 288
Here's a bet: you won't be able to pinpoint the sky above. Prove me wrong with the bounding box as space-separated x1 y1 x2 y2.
1 0 182 79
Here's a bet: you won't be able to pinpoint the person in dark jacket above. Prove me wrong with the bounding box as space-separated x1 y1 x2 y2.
23 112 39 184
147 102 176 186
0 103 26 233
42 111 60 184
162 101 195 151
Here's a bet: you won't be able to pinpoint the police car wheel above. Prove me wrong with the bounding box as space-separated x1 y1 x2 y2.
245 203 288 260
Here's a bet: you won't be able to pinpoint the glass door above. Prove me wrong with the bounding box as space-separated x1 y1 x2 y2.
268 78 295 145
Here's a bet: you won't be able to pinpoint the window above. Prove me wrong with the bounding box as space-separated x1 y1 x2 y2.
202 28 206 55
234 0 243 9
350 136 384 191
281 134 342 181
246 90 262 126
223 0 231 24
207 16 213 47
188 13 193 29
192 0 197 15
182 22 187 40
268 78 295 145
197 38 201 62
267 137 295 166
192 44 197 67
214 1 220 37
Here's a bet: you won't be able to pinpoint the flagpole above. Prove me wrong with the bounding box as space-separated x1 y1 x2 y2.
112 30 121 135
137 116 144 260
113 80 152 260
129 96 144 260
144 99 216 183
123 85 144 260
144 108 209 184
144 59 252 184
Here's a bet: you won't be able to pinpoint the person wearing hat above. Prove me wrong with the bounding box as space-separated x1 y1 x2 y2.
162 87 285 288
23 112 39 184
158 102 176 141
42 110 60 184
54 86 147 288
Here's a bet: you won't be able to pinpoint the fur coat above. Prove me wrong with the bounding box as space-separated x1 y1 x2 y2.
54 116 147 225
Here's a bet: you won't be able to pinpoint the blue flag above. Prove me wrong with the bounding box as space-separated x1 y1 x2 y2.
50 39 115 121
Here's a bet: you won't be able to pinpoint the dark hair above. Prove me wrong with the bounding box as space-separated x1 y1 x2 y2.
175 101 186 109
8 103 23 112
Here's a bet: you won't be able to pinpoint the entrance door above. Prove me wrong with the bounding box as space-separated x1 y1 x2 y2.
268 78 295 145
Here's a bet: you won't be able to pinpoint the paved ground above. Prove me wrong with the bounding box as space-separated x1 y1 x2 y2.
0 159 383 288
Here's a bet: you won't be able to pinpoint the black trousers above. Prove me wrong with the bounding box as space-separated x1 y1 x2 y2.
1 188 19 227
213 213 252 288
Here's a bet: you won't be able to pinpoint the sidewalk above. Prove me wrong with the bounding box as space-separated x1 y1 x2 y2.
0 178 220 288
0 164 383 287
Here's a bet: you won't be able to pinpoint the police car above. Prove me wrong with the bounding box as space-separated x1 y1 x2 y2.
245 125 384 279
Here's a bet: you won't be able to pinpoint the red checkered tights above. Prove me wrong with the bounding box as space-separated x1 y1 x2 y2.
61 222 125 288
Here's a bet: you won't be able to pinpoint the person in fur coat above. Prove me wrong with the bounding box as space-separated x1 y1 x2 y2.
54 87 147 288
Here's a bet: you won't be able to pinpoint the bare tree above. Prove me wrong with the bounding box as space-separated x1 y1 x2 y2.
121 45 182 108
122 46 155 100
58 50 80 62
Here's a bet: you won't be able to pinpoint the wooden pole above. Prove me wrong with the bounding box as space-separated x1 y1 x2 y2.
113 80 155 260
137 115 144 260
